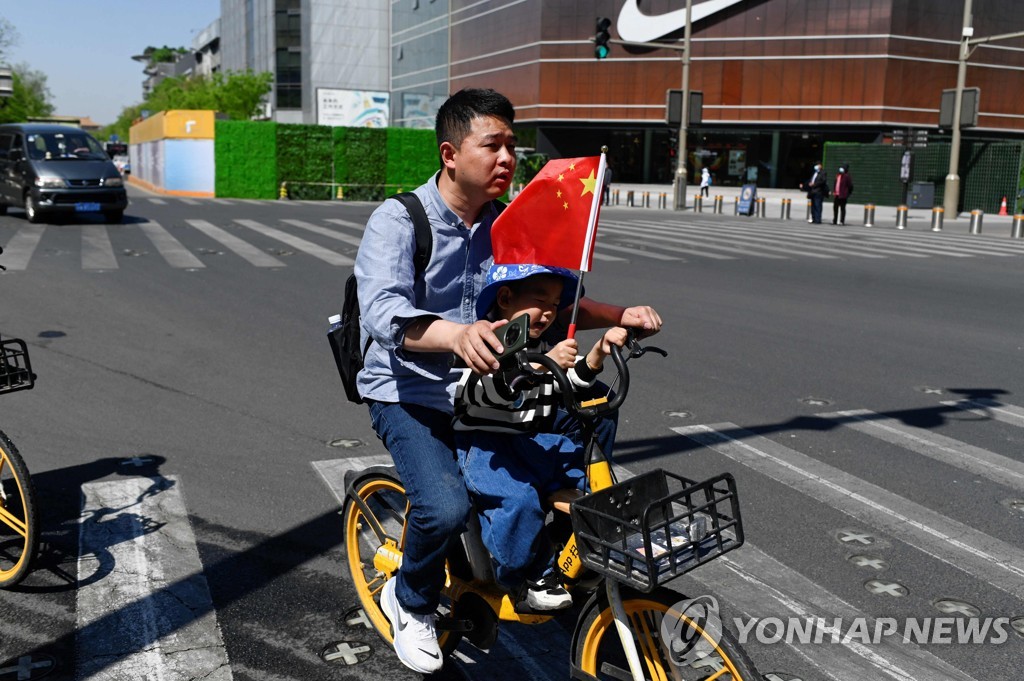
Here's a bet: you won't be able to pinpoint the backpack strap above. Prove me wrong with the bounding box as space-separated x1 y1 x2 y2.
391 192 433 277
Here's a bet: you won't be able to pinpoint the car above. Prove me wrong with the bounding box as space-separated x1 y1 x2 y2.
0 123 129 223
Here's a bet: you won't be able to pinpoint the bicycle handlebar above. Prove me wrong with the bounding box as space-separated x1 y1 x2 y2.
495 331 666 420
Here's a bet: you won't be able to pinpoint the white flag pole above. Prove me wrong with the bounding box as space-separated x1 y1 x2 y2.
567 148 607 340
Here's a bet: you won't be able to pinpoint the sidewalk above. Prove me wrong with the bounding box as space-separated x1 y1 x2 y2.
601 183 1024 239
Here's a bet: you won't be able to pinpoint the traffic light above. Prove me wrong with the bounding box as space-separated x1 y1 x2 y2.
594 17 611 59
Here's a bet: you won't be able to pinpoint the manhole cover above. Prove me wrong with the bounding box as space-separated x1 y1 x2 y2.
662 410 692 419
801 397 832 406
342 606 373 631
933 599 981 617
0 654 57 680
865 579 908 597
848 554 888 570
914 386 944 395
319 640 373 666
836 529 875 546
328 438 364 449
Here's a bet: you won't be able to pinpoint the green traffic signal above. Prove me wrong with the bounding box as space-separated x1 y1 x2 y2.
595 17 611 60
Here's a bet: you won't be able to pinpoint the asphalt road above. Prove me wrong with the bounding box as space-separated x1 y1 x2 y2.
1 187 1023 681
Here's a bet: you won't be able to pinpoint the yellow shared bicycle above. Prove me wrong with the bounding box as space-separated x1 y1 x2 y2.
0 333 38 589
342 333 758 680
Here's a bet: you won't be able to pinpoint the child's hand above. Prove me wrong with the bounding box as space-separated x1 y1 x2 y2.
599 327 629 355
546 338 578 369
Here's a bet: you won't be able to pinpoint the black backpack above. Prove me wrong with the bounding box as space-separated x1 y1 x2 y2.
330 192 432 404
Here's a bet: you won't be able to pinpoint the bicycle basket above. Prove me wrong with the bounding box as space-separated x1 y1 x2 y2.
571 469 743 592
1 338 35 395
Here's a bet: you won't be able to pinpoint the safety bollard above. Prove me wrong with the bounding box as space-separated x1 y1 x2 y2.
969 210 984 234
863 204 876 227
643 191 650 208
1012 215 1024 239
658 193 667 209
895 205 908 229
714 195 723 214
279 182 289 200
627 190 634 207
931 206 944 232
806 200 813 222
781 198 791 220
734 196 740 216
694 195 703 213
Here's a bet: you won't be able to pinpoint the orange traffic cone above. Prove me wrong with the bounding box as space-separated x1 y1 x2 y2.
999 196 1008 216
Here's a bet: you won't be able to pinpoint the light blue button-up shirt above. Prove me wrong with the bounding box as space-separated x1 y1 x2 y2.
354 173 500 412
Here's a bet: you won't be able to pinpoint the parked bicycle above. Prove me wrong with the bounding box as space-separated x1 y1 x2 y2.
341 329 758 679
0 332 38 588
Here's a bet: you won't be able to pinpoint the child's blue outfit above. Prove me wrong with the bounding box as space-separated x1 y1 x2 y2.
453 340 600 592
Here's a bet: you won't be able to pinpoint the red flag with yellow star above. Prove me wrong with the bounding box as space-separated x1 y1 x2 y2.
492 156 603 271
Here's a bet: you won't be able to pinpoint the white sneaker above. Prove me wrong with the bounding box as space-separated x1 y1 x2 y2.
380 578 444 673
524 572 573 611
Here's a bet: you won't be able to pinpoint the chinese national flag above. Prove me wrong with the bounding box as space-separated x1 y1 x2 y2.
492 156 603 271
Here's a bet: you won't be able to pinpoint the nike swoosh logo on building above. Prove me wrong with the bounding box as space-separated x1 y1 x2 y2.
617 0 746 43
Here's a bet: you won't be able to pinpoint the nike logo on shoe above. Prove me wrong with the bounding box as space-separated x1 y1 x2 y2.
419 649 440 659
395 611 408 632
618 0 746 43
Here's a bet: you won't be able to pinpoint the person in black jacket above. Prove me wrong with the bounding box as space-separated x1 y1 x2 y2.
800 162 828 224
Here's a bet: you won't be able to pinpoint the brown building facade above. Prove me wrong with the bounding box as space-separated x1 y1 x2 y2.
391 0 1024 187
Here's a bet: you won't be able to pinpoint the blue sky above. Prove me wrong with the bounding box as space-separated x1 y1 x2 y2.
2 1 222 125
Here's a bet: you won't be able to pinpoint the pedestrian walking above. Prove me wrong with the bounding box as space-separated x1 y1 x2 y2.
602 162 613 206
801 162 828 224
700 167 711 198
832 164 853 225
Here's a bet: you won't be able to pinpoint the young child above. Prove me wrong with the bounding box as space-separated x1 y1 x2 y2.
453 263 627 611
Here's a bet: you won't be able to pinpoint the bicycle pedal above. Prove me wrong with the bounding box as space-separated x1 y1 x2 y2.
435 616 473 633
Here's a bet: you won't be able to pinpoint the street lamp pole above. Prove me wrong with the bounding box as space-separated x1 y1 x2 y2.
943 0 973 218
672 0 693 211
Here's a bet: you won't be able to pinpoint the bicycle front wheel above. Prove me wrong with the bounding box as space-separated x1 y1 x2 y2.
572 585 758 681
0 429 38 588
342 470 462 654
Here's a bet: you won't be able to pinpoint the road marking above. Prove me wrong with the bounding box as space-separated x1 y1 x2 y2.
234 219 354 266
589 240 680 260
323 218 365 232
821 409 1024 491
282 219 365 247
0 225 44 270
148 198 167 205
675 219 893 259
599 224 737 259
838 530 874 545
603 220 789 259
672 423 1024 600
185 219 285 267
81 225 118 270
941 398 1024 427
690 533 980 680
849 555 888 570
137 220 206 269
623 219 838 259
865 580 908 597
179 198 200 206
77 475 233 680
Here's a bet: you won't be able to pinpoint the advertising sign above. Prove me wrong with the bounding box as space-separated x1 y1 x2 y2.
317 89 390 127
737 184 757 216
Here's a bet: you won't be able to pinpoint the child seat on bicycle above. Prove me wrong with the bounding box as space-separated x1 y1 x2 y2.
454 263 628 612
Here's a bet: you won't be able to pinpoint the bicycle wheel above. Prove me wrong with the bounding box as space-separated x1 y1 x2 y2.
0 429 38 588
572 585 759 681
342 470 462 655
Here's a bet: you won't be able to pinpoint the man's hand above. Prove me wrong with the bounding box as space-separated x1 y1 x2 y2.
453 319 507 374
546 338 579 369
619 306 663 337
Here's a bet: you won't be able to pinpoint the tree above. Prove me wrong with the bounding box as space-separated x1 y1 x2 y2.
0 65 55 125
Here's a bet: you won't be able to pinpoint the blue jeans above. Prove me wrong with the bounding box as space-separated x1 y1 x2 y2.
456 430 585 591
368 401 472 615
810 193 824 223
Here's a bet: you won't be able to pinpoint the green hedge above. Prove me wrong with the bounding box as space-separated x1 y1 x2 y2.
214 122 438 200
277 124 334 200
215 120 278 199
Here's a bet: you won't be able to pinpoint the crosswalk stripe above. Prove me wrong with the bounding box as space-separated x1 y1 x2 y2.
180 198 200 206
590 250 628 262
819 409 1024 491
599 225 737 259
692 545 980 681
670 219 893 259
210 199 235 205
941 398 1024 427
592 241 680 260
672 423 1024 600
323 218 365 232
234 219 353 266
0 225 44 270
619 220 837 259
148 198 168 205
604 220 789 259
856 233 1012 257
138 220 206 269
77 476 233 680
281 219 365 247
185 219 285 267
81 225 118 270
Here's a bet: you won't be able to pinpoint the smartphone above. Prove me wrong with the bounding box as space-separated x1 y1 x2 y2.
494 312 530 361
